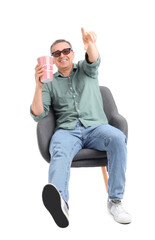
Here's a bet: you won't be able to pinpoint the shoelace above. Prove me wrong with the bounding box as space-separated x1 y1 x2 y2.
111 200 126 214
111 200 121 205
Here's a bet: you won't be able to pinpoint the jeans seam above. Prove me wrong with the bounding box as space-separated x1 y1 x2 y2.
64 140 81 201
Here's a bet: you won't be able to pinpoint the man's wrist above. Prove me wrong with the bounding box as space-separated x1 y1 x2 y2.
86 43 99 63
35 85 43 91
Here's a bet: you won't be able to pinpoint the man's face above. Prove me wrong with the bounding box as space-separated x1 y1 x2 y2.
51 42 74 73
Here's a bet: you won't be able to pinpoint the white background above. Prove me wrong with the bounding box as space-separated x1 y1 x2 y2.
0 0 155 239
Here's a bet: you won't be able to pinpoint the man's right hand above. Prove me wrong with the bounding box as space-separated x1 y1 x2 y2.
35 64 44 88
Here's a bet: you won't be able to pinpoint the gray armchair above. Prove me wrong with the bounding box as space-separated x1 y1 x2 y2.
37 86 128 191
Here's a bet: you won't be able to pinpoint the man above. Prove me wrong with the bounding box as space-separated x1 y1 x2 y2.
31 28 131 227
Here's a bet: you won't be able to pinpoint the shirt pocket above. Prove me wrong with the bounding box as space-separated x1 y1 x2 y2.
52 91 74 109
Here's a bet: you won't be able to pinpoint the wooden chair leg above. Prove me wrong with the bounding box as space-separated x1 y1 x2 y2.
101 167 108 192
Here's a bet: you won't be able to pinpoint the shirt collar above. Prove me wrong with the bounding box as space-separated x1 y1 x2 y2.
54 63 78 77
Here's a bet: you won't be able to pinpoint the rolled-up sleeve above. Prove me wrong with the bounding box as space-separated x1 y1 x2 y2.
30 83 52 122
82 53 101 79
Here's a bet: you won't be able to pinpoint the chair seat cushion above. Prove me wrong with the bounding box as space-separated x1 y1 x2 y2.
71 149 107 168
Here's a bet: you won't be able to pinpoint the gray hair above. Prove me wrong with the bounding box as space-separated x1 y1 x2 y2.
50 39 73 54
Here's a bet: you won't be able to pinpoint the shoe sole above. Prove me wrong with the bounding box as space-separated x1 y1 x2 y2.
42 184 69 228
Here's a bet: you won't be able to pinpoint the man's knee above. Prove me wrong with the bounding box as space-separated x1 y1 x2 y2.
109 129 127 148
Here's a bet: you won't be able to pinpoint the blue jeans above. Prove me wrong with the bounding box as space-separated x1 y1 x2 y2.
49 121 127 203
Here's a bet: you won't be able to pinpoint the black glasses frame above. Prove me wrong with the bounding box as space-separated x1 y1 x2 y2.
51 48 73 57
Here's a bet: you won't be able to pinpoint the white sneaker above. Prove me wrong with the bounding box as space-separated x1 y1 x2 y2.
107 199 132 224
42 184 69 228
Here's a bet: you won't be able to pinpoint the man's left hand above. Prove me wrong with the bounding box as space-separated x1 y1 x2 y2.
81 27 97 50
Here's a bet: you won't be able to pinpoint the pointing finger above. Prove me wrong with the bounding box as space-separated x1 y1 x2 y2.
81 27 85 36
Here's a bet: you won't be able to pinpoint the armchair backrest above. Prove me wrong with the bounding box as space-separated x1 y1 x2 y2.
99 86 118 121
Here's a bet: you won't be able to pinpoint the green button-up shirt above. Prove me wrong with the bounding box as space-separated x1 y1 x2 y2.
31 54 108 130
